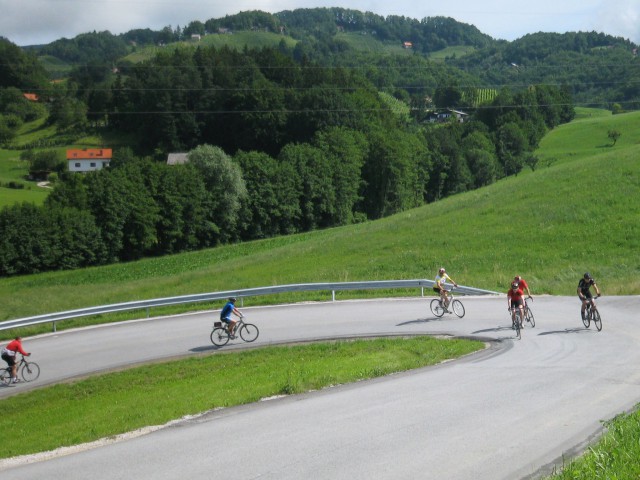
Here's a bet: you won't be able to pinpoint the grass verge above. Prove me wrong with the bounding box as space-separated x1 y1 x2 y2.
0 336 483 459
547 408 640 479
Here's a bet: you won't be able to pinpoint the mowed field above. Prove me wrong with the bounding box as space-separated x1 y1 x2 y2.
0 108 638 326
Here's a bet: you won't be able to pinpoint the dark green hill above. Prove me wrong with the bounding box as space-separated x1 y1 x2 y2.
449 31 640 108
27 9 639 110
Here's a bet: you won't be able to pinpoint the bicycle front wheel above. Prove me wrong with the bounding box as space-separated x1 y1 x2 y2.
210 327 230 346
21 361 40 382
593 309 602 331
514 313 522 339
525 308 535 328
239 323 259 342
582 310 590 328
451 300 465 318
0 368 11 386
430 299 445 317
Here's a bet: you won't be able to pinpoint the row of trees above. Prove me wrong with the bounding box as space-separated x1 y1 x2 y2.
0 79 572 276
0 140 353 275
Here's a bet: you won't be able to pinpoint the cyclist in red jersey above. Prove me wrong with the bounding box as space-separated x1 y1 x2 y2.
514 275 531 298
1 337 31 383
507 282 525 329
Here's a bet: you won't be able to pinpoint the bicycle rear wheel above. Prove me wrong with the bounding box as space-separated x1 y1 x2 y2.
525 308 535 328
593 309 602 331
451 299 465 318
21 361 40 382
0 368 11 386
430 299 445 317
210 327 230 346
239 323 259 342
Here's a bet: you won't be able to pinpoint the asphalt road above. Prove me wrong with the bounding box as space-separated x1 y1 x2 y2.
2 295 639 479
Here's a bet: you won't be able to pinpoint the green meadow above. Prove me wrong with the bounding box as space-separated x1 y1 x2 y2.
121 33 470 63
427 45 476 61
122 31 298 63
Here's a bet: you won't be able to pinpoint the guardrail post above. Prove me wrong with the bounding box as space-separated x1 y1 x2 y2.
146 307 150 318
52 321 56 333
332 290 336 301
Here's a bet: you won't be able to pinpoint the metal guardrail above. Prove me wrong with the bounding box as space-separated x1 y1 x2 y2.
0 279 498 332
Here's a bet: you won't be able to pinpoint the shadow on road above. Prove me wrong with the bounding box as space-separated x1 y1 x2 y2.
472 325 514 334
537 328 591 335
397 317 449 326
191 344 225 352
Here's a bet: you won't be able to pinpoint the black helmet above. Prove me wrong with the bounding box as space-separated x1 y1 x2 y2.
584 272 592 280
229 297 237 303
511 282 519 289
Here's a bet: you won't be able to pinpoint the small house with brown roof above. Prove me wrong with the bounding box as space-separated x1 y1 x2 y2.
67 148 112 172
427 109 469 124
167 153 189 165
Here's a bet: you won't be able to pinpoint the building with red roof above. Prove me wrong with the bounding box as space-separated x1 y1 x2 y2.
67 149 112 172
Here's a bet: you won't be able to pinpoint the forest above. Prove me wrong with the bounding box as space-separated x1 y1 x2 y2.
0 8 637 276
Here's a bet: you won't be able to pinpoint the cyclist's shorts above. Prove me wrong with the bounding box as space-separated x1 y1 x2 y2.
432 286 442 293
1 353 16 367
220 317 232 324
579 290 593 300
511 299 524 308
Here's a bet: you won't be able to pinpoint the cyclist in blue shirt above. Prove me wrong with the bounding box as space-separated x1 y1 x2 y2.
220 297 243 336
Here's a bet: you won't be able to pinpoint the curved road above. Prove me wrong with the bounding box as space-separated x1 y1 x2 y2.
2 295 640 479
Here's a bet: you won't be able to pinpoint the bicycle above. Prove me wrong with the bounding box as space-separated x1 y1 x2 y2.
210 316 259 346
430 288 465 318
582 296 602 331
0 354 40 385
523 297 535 328
510 307 524 340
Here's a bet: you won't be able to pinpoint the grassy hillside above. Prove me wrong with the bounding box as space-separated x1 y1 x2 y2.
427 45 476 61
0 109 638 323
121 31 470 64
37 54 73 79
537 109 638 168
122 31 298 63
334 32 415 55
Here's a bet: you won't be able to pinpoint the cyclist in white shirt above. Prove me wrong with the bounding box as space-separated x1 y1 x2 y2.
433 268 458 312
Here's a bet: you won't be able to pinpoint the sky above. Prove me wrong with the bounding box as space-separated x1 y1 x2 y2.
1 0 639 46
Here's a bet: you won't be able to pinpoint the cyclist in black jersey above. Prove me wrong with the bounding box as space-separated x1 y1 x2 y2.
577 272 601 320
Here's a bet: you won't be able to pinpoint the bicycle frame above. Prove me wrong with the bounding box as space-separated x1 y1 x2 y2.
211 316 259 346
214 317 246 335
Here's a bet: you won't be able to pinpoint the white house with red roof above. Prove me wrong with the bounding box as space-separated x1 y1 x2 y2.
67 149 112 172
